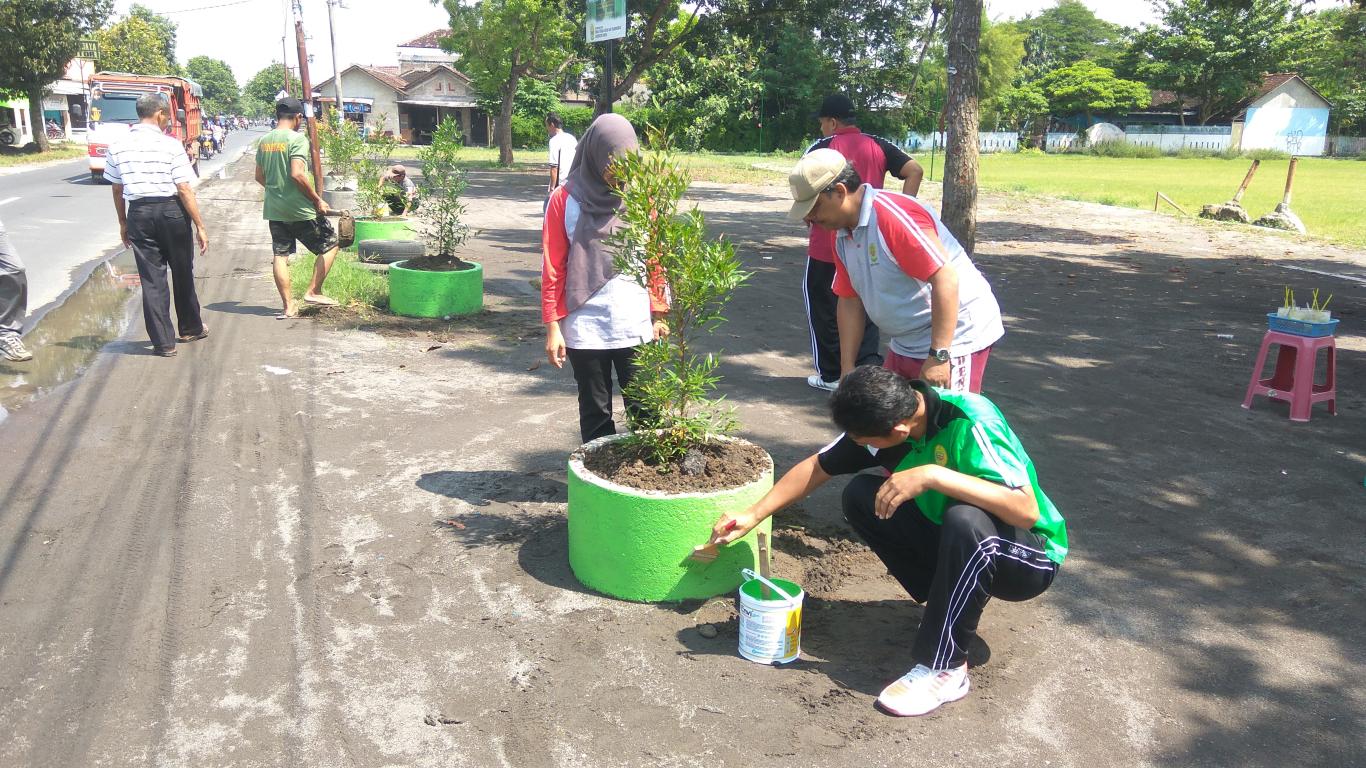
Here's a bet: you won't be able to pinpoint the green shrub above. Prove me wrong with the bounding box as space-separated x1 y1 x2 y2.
1017 147 1045 156
510 113 544 148
1245 148 1290 161
1085 140 1162 158
609 136 748 465
418 117 469 259
1099 194 1119 205
557 105 594 137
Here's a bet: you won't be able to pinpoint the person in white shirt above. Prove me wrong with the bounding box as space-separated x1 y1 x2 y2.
105 93 210 357
545 113 577 210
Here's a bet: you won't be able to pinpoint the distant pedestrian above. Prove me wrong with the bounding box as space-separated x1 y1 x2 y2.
789 149 1002 392
255 97 338 318
104 93 210 357
801 94 926 392
0 217 33 362
541 113 667 443
545 113 577 210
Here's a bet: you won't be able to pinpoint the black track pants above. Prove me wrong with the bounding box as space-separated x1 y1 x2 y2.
842 473 1059 669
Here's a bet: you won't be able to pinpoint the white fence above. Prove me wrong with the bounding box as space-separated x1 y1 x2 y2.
1124 132 1233 152
1045 133 1076 152
903 131 1019 153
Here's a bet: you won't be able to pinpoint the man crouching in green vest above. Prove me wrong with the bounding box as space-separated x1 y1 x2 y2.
707 365 1068 716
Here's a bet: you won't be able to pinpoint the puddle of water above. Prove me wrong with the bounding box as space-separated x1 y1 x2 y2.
0 249 140 416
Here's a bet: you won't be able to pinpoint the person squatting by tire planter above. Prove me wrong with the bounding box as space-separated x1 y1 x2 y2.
388 258 483 318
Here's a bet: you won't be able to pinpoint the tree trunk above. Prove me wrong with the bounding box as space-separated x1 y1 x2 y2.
941 0 982 254
28 87 50 153
498 80 517 167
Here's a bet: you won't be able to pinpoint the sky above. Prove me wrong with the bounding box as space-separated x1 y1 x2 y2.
106 0 1187 88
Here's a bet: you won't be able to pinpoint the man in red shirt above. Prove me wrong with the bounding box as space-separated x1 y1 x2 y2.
802 94 924 392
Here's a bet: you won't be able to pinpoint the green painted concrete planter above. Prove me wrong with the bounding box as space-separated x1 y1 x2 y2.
349 217 416 251
567 434 774 602
388 260 483 318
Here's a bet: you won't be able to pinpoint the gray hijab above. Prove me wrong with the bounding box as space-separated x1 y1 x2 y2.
563 113 639 315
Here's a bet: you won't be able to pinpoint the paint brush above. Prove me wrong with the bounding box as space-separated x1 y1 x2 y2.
685 520 736 565
757 533 771 599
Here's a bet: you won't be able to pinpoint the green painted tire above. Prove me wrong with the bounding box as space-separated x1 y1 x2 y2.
388 260 483 318
349 218 415 251
567 434 774 602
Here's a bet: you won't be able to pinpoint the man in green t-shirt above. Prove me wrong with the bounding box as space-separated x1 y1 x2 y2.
254 97 338 318
708 365 1067 717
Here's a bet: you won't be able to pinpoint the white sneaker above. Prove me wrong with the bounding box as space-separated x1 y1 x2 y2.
0 333 32 362
876 663 969 716
806 374 838 392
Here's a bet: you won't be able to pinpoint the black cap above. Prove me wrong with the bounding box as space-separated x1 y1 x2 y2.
276 96 305 117
817 94 856 120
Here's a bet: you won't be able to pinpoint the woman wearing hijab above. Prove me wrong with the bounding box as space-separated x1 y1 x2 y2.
541 114 669 443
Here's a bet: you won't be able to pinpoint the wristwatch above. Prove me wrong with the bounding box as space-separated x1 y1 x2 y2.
928 348 951 362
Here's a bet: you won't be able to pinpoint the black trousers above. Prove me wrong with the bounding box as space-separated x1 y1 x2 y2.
804 257 882 382
126 198 202 350
842 474 1058 669
566 346 643 443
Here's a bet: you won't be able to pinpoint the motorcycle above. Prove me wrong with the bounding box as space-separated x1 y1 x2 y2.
45 120 63 140
198 133 215 160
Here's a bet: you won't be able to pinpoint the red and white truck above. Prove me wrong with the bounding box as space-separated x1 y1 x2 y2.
86 72 204 183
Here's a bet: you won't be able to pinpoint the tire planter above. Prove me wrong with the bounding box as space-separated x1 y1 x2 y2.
358 238 425 264
323 189 358 210
388 259 483 318
349 217 415 252
568 434 775 602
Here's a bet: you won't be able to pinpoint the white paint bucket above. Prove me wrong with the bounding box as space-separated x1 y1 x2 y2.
737 568 804 665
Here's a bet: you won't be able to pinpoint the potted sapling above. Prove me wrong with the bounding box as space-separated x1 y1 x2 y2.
318 118 362 210
351 114 417 249
388 117 481 318
565 139 774 603
1269 287 1337 337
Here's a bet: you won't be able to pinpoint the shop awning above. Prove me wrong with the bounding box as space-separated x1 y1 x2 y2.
398 98 478 108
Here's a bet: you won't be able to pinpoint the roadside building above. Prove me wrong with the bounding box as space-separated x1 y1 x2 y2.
1230 74 1332 157
313 30 489 146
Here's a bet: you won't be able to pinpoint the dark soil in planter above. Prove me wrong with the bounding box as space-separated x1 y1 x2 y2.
580 439 768 493
402 254 476 272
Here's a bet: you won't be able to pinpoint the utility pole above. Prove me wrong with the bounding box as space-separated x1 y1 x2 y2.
326 0 345 128
293 1 325 194
282 35 292 95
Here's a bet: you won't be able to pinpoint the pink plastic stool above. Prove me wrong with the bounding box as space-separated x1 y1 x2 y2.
1241 330 1337 422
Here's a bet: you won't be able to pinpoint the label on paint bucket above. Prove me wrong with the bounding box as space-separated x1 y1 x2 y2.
737 574 804 665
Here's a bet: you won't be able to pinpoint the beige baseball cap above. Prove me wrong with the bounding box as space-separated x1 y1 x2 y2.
787 148 849 222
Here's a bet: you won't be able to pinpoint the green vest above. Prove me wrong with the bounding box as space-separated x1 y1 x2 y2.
895 386 1069 564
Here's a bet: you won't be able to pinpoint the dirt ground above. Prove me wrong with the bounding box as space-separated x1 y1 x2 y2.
0 155 1362 768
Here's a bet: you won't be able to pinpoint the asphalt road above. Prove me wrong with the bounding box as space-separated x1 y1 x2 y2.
0 127 265 330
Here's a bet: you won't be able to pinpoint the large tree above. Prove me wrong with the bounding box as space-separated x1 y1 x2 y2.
1036 59 1149 123
641 16 763 151
941 0 982 253
1131 0 1296 125
243 62 300 117
186 56 240 116
1016 0 1127 78
1282 6 1366 133
95 14 172 74
442 0 575 165
129 3 179 74
0 0 112 151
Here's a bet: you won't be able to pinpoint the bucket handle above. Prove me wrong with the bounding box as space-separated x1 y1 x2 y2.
741 568 798 605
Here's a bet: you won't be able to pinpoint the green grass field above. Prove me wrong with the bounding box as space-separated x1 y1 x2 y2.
966 154 1366 248
387 144 1364 247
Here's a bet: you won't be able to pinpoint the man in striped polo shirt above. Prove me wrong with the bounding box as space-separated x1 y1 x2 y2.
105 93 209 357
801 95 924 392
789 148 1002 393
